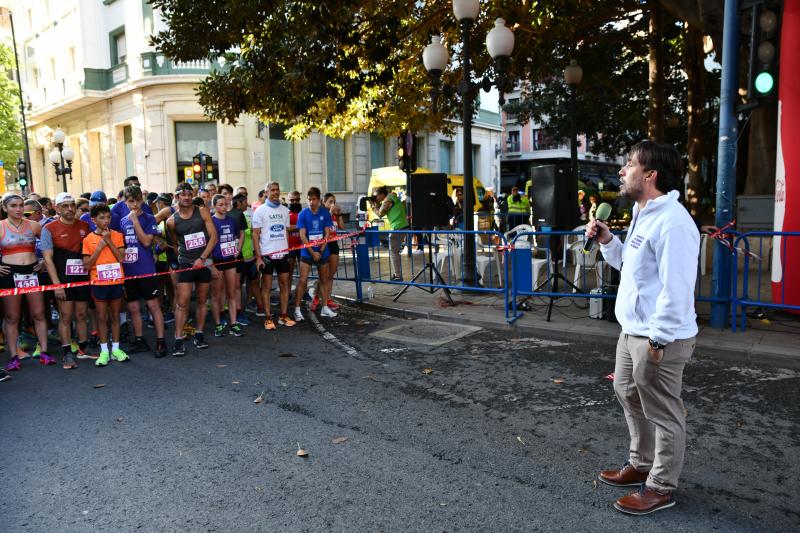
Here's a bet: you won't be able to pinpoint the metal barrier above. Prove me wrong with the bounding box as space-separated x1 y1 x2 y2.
732 231 800 331
354 229 511 319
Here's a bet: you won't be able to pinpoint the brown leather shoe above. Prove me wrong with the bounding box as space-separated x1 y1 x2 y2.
614 485 675 515
598 463 649 487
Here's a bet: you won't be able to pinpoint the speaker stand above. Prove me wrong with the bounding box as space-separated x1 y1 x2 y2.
532 238 583 321
393 233 454 305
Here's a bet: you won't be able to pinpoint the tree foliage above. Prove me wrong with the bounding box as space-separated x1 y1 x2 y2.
0 42 24 171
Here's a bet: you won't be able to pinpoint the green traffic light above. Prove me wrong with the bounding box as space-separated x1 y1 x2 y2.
755 71 774 94
19 178 27 187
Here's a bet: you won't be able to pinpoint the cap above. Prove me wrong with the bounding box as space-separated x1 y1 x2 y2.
89 191 107 206
55 192 75 205
146 192 159 203
157 193 172 203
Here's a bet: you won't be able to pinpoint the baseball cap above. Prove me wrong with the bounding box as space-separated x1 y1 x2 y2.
89 191 107 206
55 192 75 205
146 192 159 204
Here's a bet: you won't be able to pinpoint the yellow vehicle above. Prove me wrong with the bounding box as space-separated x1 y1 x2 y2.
358 166 486 227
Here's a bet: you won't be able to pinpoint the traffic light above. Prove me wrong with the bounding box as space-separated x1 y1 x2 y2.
398 131 416 174
16 158 28 191
192 155 202 180
204 154 213 181
749 3 781 98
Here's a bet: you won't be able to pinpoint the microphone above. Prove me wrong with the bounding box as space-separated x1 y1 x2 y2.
583 202 612 254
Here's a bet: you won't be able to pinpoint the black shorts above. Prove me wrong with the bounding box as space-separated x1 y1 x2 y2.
92 284 124 302
328 241 340 255
0 263 39 290
156 261 169 274
213 257 237 271
300 255 329 266
124 277 161 302
177 263 211 284
259 255 291 276
288 249 300 259
65 284 91 302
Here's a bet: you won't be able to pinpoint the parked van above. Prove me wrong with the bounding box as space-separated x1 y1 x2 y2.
357 167 486 227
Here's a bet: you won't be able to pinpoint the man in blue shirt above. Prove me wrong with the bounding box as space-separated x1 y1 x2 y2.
293 187 336 321
111 176 153 230
81 191 120 231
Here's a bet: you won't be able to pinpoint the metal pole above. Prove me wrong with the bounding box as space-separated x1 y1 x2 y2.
9 12 32 192
570 87 578 201
711 0 740 328
460 18 476 287
59 149 67 193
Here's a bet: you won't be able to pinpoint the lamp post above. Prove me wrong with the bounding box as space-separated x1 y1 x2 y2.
564 59 583 190
49 128 75 194
423 1 514 286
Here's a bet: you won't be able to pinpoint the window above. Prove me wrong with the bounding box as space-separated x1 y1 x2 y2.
505 98 520 123
326 137 347 192
269 125 295 192
439 140 453 174
369 133 385 170
49 58 56 80
68 47 76 72
506 131 520 152
175 122 217 163
123 125 134 177
26 9 32 31
471 144 480 175
109 27 127 66
31 68 40 89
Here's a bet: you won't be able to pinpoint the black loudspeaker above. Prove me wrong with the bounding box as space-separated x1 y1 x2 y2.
409 173 449 229
529 164 581 230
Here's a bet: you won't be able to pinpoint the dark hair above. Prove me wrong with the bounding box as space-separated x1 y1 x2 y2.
117 189 125 199
307 186 321 199
38 197 52 208
212 194 226 206
629 140 683 195
323 192 335 202
258 189 267 199
80 192 91 200
176 182 193 193
218 184 233 195
90 204 111 218
157 193 172 204
124 176 140 186
231 193 246 207
192 197 205 207
375 186 388 196
124 185 143 201
108 198 117 205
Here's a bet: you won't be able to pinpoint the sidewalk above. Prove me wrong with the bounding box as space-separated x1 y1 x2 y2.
332 278 800 370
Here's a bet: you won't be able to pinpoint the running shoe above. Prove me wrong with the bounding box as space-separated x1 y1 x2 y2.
39 353 57 366
111 348 130 362
278 315 297 327
293 308 305 323
155 340 168 358
15 348 31 360
245 302 258 314
62 353 78 370
235 312 250 326
193 333 209 349
255 306 267 317
32 344 42 357
0 369 10 382
214 324 227 337
172 338 186 357
310 297 320 312
89 332 100 349
230 323 244 337
264 318 277 331
320 306 338 318
163 312 176 325
96 350 110 367
302 292 312 302
326 299 341 311
309 286 316 299
128 338 150 354
74 347 98 360
5 356 21 372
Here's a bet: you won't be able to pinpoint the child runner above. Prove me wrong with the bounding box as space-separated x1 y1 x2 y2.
312 193 343 312
210 194 244 337
82 204 129 366
293 187 337 321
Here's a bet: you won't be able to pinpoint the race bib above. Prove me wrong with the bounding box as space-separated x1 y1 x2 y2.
184 232 206 251
220 240 237 257
124 247 139 263
13 273 39 289
65 259 87 276
309 233 323 242
97 262 123 281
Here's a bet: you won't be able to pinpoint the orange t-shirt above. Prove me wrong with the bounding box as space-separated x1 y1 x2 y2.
82 230 125 285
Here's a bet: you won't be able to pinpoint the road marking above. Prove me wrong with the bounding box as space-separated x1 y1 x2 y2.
309 311 362 359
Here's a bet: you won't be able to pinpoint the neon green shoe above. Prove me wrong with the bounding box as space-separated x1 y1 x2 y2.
70 340 79 353
111 348 129 362
32 343 41 357
96 350 110 367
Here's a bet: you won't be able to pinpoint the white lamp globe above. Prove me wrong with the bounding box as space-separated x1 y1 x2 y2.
453 0 480 22
423 36 450 73
486 19 514 59
62 146 75 162
53 128 66 144
49 149 61 164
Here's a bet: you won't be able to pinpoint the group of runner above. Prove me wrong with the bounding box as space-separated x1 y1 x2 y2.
0 177 346 382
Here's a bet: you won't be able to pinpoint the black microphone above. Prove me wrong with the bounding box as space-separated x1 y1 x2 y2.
583 202 612 254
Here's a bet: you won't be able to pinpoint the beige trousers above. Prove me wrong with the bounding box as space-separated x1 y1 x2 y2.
614 333 696 492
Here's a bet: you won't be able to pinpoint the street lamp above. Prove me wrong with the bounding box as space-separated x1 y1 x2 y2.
49 127 74 193
422 2 514 286
564 59 583 188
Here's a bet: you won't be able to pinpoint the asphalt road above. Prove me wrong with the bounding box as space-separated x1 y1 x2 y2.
2 305 798 532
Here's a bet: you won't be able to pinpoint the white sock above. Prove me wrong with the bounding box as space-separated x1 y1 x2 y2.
112 342 119 351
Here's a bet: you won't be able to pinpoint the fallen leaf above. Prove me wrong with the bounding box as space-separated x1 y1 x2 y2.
422 368 434 375
232 381 241 385
296 443 308 458
578 448 588 454
93 384 106 389
363 373 382 382
116 416 123 423
216 364 227 368
331 436 348 444
254 391 265 404
592 480 598 489
553 378 565 385
736 420 745 428
279 352 297 358
516 436 526 445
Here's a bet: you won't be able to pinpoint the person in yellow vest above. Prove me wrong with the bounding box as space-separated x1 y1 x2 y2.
507 186 530 229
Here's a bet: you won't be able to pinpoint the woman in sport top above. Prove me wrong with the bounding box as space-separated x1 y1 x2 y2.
312 193 343 312
209 194 244 338
1 193 55 371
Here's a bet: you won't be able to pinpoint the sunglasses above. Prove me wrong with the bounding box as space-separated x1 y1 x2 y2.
80 208 90 213
23 211 41 217
289 198 301 203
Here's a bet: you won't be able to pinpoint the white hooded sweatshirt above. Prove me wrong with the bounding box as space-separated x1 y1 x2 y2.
600 190 700 344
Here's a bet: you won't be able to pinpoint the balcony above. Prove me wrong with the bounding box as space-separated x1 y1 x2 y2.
505 141 521 153
83 63 129 91
141 53 217 76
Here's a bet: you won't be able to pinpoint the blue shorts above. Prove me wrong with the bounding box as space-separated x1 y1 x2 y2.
92 284 124 302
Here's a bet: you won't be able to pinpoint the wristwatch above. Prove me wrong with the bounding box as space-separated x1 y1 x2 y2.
648 339 667 350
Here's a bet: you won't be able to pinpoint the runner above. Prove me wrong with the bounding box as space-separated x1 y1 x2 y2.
210 194 244 337
230 193 255 326
286 190 303 284
312 193 343 312
1 193 54 374
81 191 120 231
110 176 153 230
166 182 218 356
82 203 129 367
40 192 94 369
293 187 337 321
120 186 168 358
252 182 296 330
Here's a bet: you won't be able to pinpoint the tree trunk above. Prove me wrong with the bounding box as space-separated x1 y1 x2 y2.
744 102 777 195
648 0 666 142
684 23 709 220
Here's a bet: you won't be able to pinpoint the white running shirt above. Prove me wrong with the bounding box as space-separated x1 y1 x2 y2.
253 203 291 259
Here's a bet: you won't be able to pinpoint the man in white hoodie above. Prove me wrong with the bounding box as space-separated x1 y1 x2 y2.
586 141 699 515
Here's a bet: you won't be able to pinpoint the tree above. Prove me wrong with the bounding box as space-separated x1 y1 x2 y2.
0 42 24 173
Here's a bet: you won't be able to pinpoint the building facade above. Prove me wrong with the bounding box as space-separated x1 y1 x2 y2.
14 0 501 215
